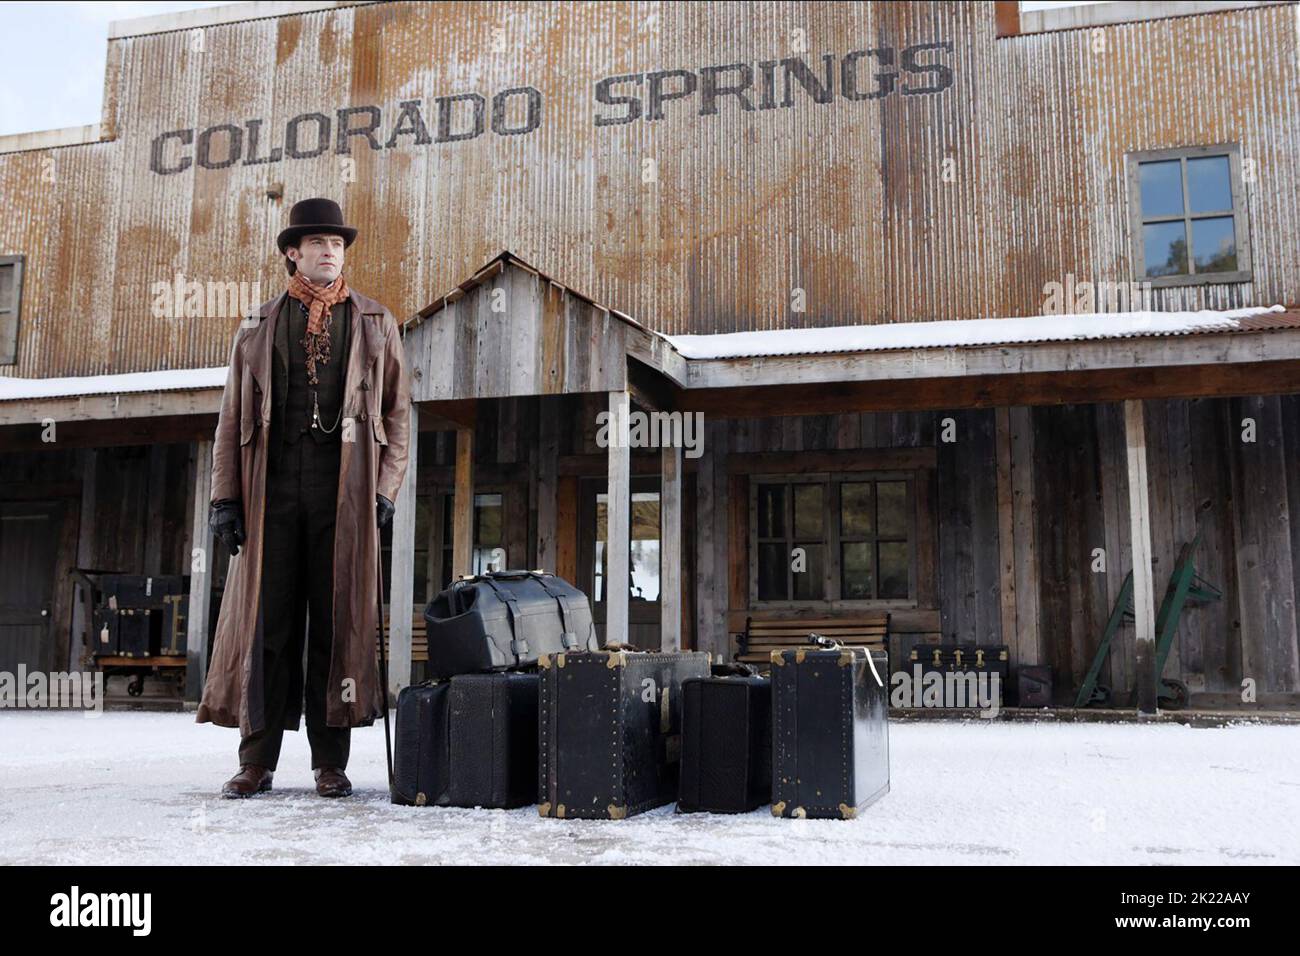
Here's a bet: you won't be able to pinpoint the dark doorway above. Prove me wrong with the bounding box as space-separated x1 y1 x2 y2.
578 475 661 649
0 500 67 675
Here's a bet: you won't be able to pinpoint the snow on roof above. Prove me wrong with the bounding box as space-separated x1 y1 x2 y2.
0 367 228 402
664 305 1291 360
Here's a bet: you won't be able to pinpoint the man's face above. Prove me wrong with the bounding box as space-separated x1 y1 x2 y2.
287 233 346 285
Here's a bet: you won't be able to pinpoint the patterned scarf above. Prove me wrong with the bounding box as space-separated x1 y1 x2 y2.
287 272 351 385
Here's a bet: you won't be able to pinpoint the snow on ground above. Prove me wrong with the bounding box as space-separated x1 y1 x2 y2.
1 711 1298 865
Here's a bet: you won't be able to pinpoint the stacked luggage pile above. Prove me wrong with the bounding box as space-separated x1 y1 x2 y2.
89 573 189 658
393 571 890 820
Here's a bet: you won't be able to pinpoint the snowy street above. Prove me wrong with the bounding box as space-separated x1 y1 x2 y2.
2 711 1297 866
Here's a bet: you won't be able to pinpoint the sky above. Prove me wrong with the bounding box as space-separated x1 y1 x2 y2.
0 1 227 137
0 0 1111 139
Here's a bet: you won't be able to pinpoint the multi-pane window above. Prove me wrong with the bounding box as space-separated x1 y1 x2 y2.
752 474 915 605
1126 145 1251 286
0 255 24 365
438 493 508 587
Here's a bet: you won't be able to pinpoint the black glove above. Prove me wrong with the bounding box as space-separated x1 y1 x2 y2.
209 499 246 556
376 494 395 529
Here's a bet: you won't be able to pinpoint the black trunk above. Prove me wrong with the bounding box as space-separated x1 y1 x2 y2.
771 647 890 819
538 649 711 819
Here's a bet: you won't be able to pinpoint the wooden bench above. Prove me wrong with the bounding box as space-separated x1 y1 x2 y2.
377 612 428 663
736 613 890 671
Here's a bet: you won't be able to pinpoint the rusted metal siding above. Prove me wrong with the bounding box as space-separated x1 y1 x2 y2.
0 0 1297 379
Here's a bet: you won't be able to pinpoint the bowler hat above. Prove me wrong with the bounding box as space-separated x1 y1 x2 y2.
276 197 358 252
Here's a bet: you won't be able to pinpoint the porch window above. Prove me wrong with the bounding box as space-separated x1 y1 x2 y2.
435 492 509 591
751 474 915 606
1126 144 1251 286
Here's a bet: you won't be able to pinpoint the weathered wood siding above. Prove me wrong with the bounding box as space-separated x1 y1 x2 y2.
668 397 1300 699
1032 397 1300 701
406 264 630 402
2 1 1298 379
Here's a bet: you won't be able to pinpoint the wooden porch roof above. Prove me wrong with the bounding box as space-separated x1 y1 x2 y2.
404 253 1300 413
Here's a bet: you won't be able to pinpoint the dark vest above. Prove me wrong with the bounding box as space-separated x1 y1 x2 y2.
270 296 351 465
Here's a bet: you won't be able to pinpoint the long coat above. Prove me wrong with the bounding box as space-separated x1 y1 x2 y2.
196 288 411 736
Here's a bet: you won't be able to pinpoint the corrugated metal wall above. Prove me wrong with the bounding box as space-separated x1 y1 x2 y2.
1 0 1297 378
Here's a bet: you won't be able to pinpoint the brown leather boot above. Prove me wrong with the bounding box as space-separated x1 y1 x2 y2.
222 764 273 799
314 767 352 798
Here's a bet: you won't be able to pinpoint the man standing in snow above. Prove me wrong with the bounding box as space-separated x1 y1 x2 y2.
197 198 411 799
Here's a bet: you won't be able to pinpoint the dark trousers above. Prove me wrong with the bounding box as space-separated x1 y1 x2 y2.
239 436 350 771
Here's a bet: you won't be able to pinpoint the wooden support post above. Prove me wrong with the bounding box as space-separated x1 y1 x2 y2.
387 403 417 698
69 448 97 672
1124 400 1158 714
453 427 475 578
660 442 682 651
185 440 214 703
536 398 559 571
606 390 631 647
1009 407 1041 667
994 408 1017 657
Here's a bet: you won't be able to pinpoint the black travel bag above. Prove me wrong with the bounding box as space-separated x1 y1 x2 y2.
392 673 540 809
447 672 539 809
771 645 890 819
538 648 710 819
678 669 771 814
391 681 452 807
423 570 598 679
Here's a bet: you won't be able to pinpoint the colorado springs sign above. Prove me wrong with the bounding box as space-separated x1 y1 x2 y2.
149 44 953 174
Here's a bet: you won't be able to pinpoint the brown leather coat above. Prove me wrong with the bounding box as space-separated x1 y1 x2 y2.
196 288 411 735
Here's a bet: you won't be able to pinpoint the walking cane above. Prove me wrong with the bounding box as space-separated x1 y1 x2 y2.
376 542 394 798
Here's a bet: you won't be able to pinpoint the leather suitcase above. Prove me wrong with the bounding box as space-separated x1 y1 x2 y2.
678 674 771 814
771 646 890 819
424 570 598 679
447 672 539 809
538 648 710 819
391 681 452 806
